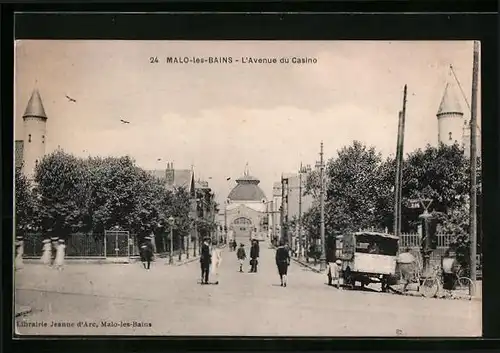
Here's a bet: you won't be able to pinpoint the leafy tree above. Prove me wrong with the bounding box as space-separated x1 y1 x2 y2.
325 140 391 232
402 143 469 213
33 150 89 240
14 167 35 235
84 156 144 234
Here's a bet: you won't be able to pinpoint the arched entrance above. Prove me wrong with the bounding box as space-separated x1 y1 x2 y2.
231 217 253 244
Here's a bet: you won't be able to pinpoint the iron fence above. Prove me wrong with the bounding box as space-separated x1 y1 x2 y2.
22 232 186 258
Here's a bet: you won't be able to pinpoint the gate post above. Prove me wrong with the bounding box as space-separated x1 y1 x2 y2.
104 232 107 258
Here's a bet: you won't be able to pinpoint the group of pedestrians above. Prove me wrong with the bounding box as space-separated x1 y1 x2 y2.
140 234 292 288
235 239 260 273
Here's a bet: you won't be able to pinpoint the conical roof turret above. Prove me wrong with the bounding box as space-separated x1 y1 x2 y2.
23 89 48 120
437 82 463 117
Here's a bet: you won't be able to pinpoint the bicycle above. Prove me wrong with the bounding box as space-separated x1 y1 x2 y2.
420 265 475 299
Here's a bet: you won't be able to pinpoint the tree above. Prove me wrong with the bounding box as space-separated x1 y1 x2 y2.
14 167 35 235
325 140 391 233
403 143 469 213
33 150 89 240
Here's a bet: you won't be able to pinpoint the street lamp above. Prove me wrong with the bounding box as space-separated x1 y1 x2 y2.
298 162 308 259
316 141 327 271
168 216 175 265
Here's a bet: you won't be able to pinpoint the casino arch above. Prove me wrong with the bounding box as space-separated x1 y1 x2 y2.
231 217 254 244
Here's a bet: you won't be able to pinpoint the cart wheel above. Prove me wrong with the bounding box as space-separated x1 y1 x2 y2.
420 277 439 298
343 268 354 289
455 277 474 297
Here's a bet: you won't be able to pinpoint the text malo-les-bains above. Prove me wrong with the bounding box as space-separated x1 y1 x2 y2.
164 57 317 64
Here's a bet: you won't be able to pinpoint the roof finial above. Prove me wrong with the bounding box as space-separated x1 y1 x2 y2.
244 162 249 176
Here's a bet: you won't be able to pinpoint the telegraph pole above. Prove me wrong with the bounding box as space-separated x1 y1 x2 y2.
469 40 479 295
298 163 304 258
319 142 326 271
393 85 407 237
280 175 286 243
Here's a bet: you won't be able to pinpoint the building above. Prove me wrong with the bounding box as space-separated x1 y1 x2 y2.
15 140 24 170
436 81 480 158
16 89 48 180
225 166 268 244
272 168 314 243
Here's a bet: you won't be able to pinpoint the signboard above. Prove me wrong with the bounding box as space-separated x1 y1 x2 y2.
272 183 282 197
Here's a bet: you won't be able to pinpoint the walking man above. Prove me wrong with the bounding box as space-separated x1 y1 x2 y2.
249 239 260 273
236 243 246 272
275 240 290 287
200 237 212 284
140 236 154 270
211 240 223 285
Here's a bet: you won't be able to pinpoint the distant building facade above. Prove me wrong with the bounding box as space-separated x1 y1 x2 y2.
225 166 268 244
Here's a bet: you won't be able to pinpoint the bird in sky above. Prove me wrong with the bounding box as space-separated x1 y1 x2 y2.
226 177 231 181
120 119 130 124
157 158 162 161
65 95 76 103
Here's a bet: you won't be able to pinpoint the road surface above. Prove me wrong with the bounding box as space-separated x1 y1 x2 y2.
15 245 481 336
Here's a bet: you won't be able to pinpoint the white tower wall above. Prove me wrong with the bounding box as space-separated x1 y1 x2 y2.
21 90 48 180
437 113 464 146
22 117 47 179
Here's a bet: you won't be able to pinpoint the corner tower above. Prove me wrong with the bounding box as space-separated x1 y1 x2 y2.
22 89 48 180
436 82 464 146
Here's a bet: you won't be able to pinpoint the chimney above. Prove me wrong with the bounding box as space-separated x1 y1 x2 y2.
165 161 175 185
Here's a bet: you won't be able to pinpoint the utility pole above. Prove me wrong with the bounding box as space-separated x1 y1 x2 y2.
469 40 479 295
280 175 289 244
319 141 326 271
393 85 407 237
298 163 306 259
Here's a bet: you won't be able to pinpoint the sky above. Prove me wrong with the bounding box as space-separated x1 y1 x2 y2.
15 40 480 205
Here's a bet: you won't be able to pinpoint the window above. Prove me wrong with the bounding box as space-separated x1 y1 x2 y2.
28 134 32 143
42 135 45 144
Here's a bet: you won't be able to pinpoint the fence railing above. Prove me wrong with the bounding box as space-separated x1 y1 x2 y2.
22 232 186 259
398 232 453 249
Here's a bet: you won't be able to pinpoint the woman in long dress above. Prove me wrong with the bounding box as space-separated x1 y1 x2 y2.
275 240 290 287
211 241 223 285
54 239 66 271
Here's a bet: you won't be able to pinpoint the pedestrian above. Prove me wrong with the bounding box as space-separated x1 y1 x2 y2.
331 259 342 288
232 239 237 251
236 243 246 272
396 247 417 291
275 240 290 287
200 237 212 284
249 239 260 273
54 239 66 271
211 241 223 285
140 236 154 270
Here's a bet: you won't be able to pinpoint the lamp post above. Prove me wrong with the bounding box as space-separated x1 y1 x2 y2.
298 162 308 259
317 141 327 271
168 216 175 265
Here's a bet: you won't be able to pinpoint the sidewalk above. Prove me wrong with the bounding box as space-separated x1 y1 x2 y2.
22 253 199 266
292 256 481 302
15 304 32 317
292 256 323 273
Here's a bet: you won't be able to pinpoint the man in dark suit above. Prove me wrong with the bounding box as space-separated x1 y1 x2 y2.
200 237 212 284
249 239 260 273
140 236 154 270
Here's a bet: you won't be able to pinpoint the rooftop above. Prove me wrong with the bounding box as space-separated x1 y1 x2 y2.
437 82 464 116
23 90 48 120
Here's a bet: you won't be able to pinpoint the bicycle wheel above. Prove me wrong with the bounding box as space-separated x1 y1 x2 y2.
420 277 440 298
455 277 474 296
